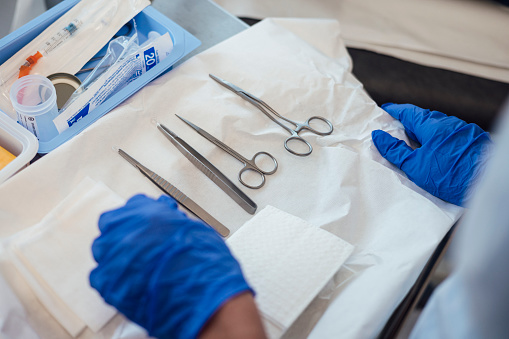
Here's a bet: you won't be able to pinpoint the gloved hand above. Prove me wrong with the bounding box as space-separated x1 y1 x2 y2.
372 103 492 206
90 194 252 339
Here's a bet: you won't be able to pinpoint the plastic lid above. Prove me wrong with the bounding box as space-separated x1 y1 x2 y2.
0 110 38 184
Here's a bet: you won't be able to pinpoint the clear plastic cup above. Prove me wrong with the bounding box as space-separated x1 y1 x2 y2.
10 75 59 142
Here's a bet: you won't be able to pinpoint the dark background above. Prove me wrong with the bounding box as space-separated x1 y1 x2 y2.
240 17 509 132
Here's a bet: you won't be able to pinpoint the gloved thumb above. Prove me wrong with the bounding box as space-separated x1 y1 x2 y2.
372 130 414 169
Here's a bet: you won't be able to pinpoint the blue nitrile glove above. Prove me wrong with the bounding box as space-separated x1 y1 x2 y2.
90 194 252 339
372 103 492 206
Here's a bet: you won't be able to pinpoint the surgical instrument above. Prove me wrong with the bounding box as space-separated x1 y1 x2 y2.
176 115 278 189
157 122 258 214
209 74 334 157
117 148 230 237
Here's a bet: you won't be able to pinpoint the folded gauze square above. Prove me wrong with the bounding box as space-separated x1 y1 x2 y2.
226 205 354 338
9 177 125 337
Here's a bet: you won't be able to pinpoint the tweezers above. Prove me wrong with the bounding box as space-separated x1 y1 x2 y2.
157 122 257 215
118 148 230 237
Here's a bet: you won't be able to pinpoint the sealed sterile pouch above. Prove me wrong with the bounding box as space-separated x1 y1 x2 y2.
0 0 151 119
54 30 174 133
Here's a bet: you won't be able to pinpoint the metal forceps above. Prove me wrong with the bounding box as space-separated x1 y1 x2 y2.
176 115 278 189
209 74 334 156
117 148 230 237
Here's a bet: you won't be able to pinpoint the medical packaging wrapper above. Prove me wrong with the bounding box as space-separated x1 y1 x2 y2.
8 177 125 336
227 205 354 338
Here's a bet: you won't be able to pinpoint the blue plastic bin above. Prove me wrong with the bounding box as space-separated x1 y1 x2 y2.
0 0 201 153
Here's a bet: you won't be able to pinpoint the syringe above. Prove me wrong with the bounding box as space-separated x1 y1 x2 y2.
0 0 116 87
17 19 83 78
41 19 82 55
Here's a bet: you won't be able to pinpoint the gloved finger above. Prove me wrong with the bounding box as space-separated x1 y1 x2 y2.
94 210 144 263
381 103 467 146
91 224 149 267
156 195 193 222
381 103 418 142
372 130 414 170
157 195 179 209
89 265 104 292
91 236 105 263
98 194 151 234
91 231 128 263
97 208 142 234
124 194 152 208
97 209 119 233
89 261 132 307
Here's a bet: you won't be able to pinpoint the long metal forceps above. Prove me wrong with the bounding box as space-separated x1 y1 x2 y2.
117 148 230 237
209 74 334 156
157 122 257 214
176 115 278 189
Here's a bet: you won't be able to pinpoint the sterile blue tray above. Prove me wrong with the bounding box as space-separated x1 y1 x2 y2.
0 0 201 153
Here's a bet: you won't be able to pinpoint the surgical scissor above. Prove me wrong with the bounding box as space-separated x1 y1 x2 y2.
209 74 334 156
176 115 278 189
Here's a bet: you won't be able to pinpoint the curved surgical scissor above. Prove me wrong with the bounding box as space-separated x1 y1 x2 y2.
176 115 278 189
209 74 334 156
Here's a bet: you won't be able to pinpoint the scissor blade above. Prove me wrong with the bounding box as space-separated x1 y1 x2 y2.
209 74 274 120
175 115 246 163
157 123 257 215
117 149 230 237
209 74 248 95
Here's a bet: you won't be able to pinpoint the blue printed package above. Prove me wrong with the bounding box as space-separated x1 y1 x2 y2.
54 32 173 133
